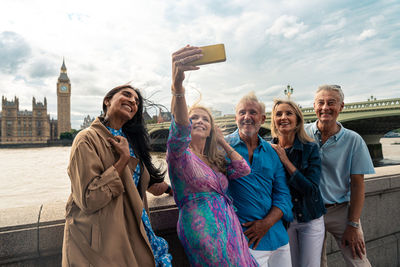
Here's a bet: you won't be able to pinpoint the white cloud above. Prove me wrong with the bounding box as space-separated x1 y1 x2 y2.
357 29 377 41
369 15 385 26
0 0 399 128
265 15 307 39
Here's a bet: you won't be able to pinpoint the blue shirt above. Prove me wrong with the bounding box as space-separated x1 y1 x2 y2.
305 121 375 204
226 130 293 251
271 135 326 222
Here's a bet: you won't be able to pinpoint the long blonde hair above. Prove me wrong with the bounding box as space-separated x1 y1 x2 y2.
188 104 226 174
270 99 314 144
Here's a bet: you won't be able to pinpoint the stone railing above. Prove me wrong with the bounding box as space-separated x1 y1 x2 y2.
302 98 400 114
1 165 400 267
326 165 400 267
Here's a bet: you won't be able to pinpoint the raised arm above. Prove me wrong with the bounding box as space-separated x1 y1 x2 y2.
271 142 321 196
216 126 243 162
215 126 251 179
171 45 202 125
68 137 125 214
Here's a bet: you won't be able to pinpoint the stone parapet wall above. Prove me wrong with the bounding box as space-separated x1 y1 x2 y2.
325 165 400 267
1 165 400 267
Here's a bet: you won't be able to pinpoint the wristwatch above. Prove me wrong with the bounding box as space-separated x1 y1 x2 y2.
347 221 360 229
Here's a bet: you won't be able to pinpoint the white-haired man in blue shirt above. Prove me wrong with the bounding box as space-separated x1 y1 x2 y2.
227 92 293 267
305 84 375 267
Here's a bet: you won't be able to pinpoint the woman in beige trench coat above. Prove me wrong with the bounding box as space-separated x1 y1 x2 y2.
62 84 172 267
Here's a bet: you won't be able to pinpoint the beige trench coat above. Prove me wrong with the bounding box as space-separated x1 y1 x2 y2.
62 117 155 267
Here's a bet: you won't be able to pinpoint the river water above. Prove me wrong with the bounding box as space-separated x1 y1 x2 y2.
0 138 399 210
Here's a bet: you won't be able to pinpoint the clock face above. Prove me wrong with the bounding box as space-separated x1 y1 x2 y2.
60 85 68 92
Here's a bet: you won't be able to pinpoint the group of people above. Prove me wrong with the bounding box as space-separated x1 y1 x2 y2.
61 45 375 267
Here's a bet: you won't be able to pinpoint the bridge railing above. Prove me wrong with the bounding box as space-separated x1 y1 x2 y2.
302 98 400 114
147 98 400 131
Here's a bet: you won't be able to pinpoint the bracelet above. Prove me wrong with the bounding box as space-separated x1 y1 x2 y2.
227 148 235 157
171 91 185 98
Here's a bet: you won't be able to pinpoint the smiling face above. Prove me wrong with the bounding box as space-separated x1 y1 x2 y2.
189 108 212 140
273 103 298 135
314 89 344 124
104 88 139 125
235 100 266 138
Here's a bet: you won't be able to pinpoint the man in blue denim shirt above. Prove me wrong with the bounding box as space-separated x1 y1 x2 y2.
226 92 293 267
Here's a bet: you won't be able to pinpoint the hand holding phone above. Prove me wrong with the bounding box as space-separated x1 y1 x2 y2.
188 44 226 66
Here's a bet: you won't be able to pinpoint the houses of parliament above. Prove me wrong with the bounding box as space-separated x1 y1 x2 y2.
0 60 71 145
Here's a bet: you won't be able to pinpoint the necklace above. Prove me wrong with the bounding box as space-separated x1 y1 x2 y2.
189 144 206 155
278 139 293 149
191 148 207 158
279 143 293 149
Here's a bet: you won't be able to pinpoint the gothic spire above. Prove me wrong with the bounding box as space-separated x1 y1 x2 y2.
61 57 67 73
58 58 70 83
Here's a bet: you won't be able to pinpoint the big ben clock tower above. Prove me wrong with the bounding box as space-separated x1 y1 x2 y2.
57 59 71 136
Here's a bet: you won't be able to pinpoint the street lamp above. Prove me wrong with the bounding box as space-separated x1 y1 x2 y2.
284 85 293 100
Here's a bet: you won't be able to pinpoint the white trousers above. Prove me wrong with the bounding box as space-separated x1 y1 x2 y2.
249 243 292 267
287 216 325 267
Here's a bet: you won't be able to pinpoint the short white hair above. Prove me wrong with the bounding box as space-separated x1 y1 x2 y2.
316 84 344 102
236 91 266 114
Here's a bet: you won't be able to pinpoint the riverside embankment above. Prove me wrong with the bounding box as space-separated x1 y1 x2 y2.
1 165 400 266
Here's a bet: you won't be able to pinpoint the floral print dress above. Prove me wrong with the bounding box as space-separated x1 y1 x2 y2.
107 127 172 267
166 118 258 267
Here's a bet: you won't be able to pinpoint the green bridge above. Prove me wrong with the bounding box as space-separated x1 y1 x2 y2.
147 97 400 161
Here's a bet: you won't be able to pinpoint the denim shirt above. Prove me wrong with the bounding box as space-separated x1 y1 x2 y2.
226 130 293 251
271 135 326 223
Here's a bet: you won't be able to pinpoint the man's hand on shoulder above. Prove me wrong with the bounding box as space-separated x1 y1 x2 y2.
243 218 272 249
341 225 366 259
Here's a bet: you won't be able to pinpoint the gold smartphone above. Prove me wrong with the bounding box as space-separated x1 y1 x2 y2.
188 44 226 66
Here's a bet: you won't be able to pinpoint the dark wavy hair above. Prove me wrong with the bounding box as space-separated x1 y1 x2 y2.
101 84 165 186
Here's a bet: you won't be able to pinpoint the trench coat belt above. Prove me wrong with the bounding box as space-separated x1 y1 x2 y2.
325 201 349 208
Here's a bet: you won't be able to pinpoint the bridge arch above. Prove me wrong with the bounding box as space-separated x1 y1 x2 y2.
340 111 400 136
259 127 271 139
146 97 400 160
149 129 169 151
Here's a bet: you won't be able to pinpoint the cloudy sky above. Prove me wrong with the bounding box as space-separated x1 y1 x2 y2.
1 0 399 129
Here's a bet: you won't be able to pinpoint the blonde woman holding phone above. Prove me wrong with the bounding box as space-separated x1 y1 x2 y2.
166 45 258 266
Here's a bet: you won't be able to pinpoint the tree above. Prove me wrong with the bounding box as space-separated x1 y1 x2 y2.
60 132 73 140
71 129 80 138
60 129 80 140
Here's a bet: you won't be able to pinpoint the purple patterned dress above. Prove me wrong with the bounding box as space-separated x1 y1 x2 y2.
167 117 258 267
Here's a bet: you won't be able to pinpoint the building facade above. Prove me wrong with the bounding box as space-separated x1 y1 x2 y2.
0 60 71 144
156 108 172 123
80 115 95 130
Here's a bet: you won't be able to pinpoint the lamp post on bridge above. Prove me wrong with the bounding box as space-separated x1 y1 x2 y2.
284 85 294 100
